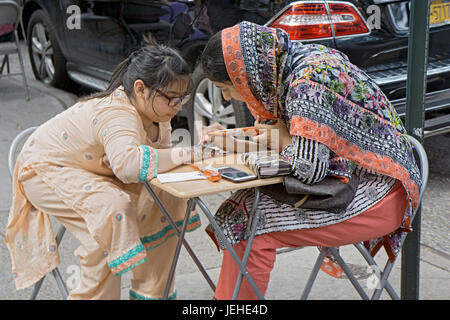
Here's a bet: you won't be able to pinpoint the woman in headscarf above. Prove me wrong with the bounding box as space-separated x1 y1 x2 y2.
200 21 422 299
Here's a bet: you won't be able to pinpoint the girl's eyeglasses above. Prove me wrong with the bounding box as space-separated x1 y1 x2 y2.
155 89 191 108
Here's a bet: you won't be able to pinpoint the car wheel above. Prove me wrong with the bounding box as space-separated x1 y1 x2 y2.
27 10 69 89
186 64 254 144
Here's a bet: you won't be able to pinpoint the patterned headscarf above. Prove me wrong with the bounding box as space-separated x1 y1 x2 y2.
222 22 291 121
221 21 421 221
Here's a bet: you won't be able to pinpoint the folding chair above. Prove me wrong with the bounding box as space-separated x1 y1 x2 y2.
301 135 429 300
8 127 68 299
0 0 30 100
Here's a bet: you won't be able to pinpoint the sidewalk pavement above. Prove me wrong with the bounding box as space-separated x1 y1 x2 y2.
0 47 449 300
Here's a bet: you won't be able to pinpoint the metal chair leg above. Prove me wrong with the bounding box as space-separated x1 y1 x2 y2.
15 32 30 100
329 247 369 300
29 276 46 300
53 225 69 299
52 268 69 299
354 243 399 300
29 267 68 300
29 224 68 299
371 260 397 300
300 247 328 300
0 54 7 75
55 225 66 245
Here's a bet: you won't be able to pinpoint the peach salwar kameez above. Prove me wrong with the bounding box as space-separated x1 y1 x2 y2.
5 87 200 299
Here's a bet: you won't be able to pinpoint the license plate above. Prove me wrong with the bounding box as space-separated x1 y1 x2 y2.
430 1 450 26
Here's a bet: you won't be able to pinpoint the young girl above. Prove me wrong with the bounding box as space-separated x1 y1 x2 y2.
5 41 215 299
200 21 422 299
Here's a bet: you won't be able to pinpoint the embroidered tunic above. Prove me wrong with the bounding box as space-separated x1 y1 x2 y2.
5 87 200 290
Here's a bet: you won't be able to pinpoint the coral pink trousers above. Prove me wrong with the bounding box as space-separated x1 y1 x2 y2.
214 181 407 300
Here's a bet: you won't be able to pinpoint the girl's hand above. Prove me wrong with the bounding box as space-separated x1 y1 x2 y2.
252 119 292 151
199 122 237 151
199 122 224 144
180 144 227 164
200 123 236 151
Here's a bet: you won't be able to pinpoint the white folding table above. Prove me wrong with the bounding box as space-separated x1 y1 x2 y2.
144 154 283 299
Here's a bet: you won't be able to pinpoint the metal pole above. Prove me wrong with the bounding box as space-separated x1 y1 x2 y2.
402 0 430 300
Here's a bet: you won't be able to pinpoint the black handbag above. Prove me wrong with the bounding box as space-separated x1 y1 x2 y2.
260 174 360 213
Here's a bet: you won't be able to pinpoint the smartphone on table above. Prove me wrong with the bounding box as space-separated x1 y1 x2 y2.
218 166 257 183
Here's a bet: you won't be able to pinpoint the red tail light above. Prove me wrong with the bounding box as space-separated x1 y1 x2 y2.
328 3 370 37
270 3 332 40
269 1 369 41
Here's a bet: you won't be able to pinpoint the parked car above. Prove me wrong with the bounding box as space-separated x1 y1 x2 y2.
21 0 450 142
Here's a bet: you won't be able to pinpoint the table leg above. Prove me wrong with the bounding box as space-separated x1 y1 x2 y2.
163 198 195 299
232 187 261 299
143 182 216 297
195 195 265 300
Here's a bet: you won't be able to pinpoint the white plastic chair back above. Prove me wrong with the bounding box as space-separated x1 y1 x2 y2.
7 127 68 299
407 135 429 220
0 1 21 26
8 127 37 178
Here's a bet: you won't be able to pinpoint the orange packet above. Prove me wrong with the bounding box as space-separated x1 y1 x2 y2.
208 127 260 137
188 164 221 182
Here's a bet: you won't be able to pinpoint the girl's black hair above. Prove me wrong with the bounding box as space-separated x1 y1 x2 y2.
83 35 191 101
200 31 231 83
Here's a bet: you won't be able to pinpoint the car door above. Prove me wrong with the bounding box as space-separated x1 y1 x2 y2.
121 0 172 45
59 0 128 80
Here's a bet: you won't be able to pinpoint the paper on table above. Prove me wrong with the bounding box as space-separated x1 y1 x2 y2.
157 171 206 183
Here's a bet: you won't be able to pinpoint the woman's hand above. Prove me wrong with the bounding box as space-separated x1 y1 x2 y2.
199 122 237 152
252 119 292 151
